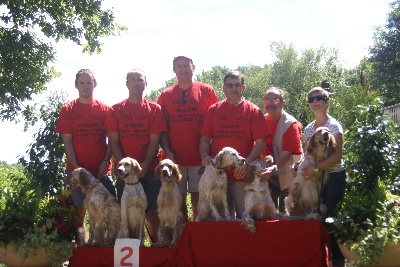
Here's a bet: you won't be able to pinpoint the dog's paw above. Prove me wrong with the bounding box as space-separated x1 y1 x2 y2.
241 215 256 233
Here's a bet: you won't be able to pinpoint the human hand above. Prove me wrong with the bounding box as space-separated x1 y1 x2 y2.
97 161 109 178
139 162 150 178
233 164 247 180
165 151 176 163
291 162 300 177
258 166 276 180
301 165 315 179
201 155 212 166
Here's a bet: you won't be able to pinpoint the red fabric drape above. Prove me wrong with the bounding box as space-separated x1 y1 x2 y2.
68 220 329 267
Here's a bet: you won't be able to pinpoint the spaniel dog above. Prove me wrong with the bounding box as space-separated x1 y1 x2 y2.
116 157 148 246
154 159 185 248
241 155 277 233
197 147 246 222
285 126 336 219
69 168 120 247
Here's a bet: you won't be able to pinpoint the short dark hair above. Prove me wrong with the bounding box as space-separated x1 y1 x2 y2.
126 69 147 81
223 70 244 84
173 56 193 67
75 69 96 85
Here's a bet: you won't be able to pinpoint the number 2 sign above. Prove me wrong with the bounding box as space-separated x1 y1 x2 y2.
114 239 140 267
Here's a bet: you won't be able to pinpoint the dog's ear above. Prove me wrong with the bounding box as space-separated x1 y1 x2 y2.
154 162 162 180
244 165 256 183
172 163 182 181
307 134 316 154
131 158 142 176
79 168 92 187
328 134 336 155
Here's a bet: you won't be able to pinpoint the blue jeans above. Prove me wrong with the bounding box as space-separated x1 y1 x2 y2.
323 170 347 265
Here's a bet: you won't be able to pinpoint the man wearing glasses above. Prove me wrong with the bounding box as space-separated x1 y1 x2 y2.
258 87 303 211
105 69 167 244
157 55 218 222
199 71 269 219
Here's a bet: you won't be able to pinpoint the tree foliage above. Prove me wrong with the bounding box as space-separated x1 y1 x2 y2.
149 43 370 132
0 0 125 123
368 0 400 105
18 90 68 194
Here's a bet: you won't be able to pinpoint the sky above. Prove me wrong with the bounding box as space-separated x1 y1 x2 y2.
0 0 393 164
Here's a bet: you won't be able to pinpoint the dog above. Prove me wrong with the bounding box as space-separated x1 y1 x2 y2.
241 155 277 233
153 159 185 248
69 168 120 247
116 157 147 246
197 147 246 221
284 126 336 219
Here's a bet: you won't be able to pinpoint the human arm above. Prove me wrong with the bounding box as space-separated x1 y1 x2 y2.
199 136 212 166
140 132 162 178
160 132 175 162
61 133 79 169
108 131 124 164
97 141 112 178
234 138 265 180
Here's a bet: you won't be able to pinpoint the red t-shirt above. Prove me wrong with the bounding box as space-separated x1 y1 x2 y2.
157 82 218 165
105 99 167 171
263 115 303 161
201 99 270 182
55 99 111 175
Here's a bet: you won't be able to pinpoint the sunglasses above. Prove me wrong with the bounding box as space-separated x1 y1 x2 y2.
307 95 328 103
182 91 188 104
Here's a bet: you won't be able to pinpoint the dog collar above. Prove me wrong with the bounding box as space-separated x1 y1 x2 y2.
210 160 224 175
126 181 140 185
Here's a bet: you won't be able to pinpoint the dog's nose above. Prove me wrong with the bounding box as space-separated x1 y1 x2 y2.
162 169 169 176
117 169 123 174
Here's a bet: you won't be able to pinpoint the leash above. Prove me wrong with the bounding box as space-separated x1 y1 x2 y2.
198 166 205 175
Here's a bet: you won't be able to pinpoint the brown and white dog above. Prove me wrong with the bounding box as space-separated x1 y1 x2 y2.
154 159 185 247
116 157 147 246
69 168 120 247
242 155 277 233
285 126 336 219
197 147 246 222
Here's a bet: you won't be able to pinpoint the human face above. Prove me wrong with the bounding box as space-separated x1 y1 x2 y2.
263 91 284 115
126 72 146 95
308 92 329 112
75 73 96 99
173 57 195 82
223 77 245 104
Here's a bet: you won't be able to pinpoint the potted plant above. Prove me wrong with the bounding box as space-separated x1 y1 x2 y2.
330 99 400 266
0 162 79 267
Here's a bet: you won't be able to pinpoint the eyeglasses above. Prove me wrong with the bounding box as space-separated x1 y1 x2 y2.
225 83 243 89
307 95 328 103
263 98 281 104
182 91 188 104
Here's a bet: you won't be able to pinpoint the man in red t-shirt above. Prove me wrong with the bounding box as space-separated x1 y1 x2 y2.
259 87 303 211
105 69 167 244
199 71 270 219
55 69 115 246
157 55 218 221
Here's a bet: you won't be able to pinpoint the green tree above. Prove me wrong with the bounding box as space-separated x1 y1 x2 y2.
18 90 68 194
0 1 125 124
368 0 400 105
